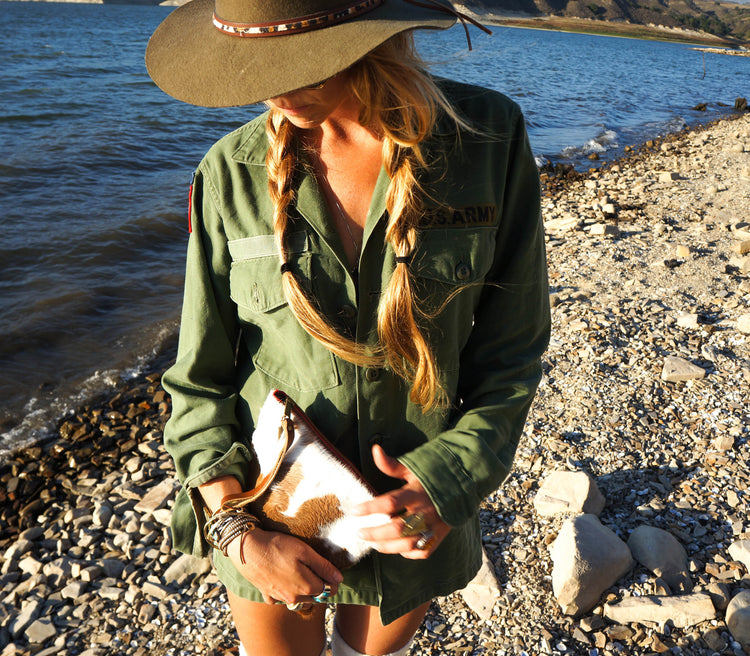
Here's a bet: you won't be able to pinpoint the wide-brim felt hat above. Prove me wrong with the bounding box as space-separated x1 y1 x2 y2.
146 0 458 108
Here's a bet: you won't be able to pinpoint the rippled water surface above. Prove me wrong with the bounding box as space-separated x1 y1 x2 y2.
1 0 748 454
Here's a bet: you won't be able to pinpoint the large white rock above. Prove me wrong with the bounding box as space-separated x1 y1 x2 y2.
534 470 606 516
550 514 634 616
727 590 750 650
728 540 750 571
627 525 692 592
603 593 716 628
460 548 501 620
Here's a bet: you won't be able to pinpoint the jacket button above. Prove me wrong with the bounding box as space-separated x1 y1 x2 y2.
369 433 383 447
455 262 471 281
339 304 356 320
365 367 381 382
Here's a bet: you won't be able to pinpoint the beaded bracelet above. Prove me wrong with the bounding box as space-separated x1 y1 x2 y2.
204 508 261 563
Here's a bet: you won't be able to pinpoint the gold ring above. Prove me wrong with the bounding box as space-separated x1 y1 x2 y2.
415 530 435 551
399 511 428 537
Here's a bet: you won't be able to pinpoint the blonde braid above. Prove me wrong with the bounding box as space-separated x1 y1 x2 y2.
378 138 445 411
265 111 379 366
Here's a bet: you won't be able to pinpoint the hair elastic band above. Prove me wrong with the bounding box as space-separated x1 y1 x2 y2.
280 262 293 274
395 256 410 266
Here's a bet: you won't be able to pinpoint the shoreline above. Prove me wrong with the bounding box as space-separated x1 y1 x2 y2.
2 113 750 655
463 10 750 48
4 0 749 47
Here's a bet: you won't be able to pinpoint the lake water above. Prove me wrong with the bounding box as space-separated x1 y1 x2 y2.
1 0 748 456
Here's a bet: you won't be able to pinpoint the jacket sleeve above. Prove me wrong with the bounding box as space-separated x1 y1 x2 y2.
398 110 550 527
161 167 254 556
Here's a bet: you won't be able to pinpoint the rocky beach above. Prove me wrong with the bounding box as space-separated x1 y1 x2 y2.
2 111 750 656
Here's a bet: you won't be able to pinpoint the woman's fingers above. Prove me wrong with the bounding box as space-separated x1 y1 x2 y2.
370 443 410 479
230 530 342 604
353 444 453 558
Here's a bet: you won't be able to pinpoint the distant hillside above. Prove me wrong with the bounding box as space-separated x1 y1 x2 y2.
464 0 750 43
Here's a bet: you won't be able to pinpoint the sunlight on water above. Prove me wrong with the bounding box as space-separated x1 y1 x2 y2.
1 0 748 455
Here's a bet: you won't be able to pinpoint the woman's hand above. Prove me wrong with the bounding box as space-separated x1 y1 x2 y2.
353 444 451 560
226 529 343 606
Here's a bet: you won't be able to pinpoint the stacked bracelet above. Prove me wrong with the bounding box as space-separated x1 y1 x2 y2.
204 508 261 562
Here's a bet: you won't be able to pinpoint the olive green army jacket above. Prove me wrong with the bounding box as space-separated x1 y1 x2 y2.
161 80 550 625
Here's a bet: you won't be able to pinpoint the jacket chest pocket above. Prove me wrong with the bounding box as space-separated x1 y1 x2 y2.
228 232 339 391
410 226 498 373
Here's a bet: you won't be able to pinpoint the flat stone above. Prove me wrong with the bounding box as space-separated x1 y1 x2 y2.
603 593 716 628
702 628 727 652
80 565 105 582
460 548 501 620
661 355 706 382
100 559 125 578
18 527 44 542
162 553 212 584
676 312 699 329
546 215 580 232
727 590 750 649
737 314 750 335
627 525 692 592
3 539 33 562
713 435 736 451
17 557 43 577
704 581 732 611
134 478 178 515
61 581 88 600
730 255 750 273
24 618 57 645
142 581 170 600
534 470 606 516
589 223 619 237
98 586 125 601
151 508 172 527
8 599 42 638
605 624 634 640
550 514 634 616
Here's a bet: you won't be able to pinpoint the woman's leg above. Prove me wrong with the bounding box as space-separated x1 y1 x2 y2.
228 589 327 656
332 601 431 656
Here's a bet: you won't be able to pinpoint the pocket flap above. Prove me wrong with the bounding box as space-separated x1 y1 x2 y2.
228 231 308 262
412 227 497 284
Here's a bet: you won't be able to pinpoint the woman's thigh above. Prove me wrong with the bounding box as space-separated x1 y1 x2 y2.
335 601 431 655
228 589 327 656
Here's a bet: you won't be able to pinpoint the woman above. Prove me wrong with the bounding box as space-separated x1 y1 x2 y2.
146 1 549 655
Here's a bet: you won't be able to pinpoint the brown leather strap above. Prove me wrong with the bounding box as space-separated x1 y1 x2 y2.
221 397 295 510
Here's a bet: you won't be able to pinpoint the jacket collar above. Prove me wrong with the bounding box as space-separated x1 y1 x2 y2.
230 112 392 272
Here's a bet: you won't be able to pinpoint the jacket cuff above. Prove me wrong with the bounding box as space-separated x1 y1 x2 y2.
397 440 482 528
173 442 255 558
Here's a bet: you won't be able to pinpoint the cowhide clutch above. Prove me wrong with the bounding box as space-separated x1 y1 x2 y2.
222 390 389 569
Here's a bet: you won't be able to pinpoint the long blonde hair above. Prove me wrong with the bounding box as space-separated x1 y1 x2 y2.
266 33 460 411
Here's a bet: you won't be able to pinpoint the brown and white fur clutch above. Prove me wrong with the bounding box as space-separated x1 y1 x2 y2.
232 390 389 569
